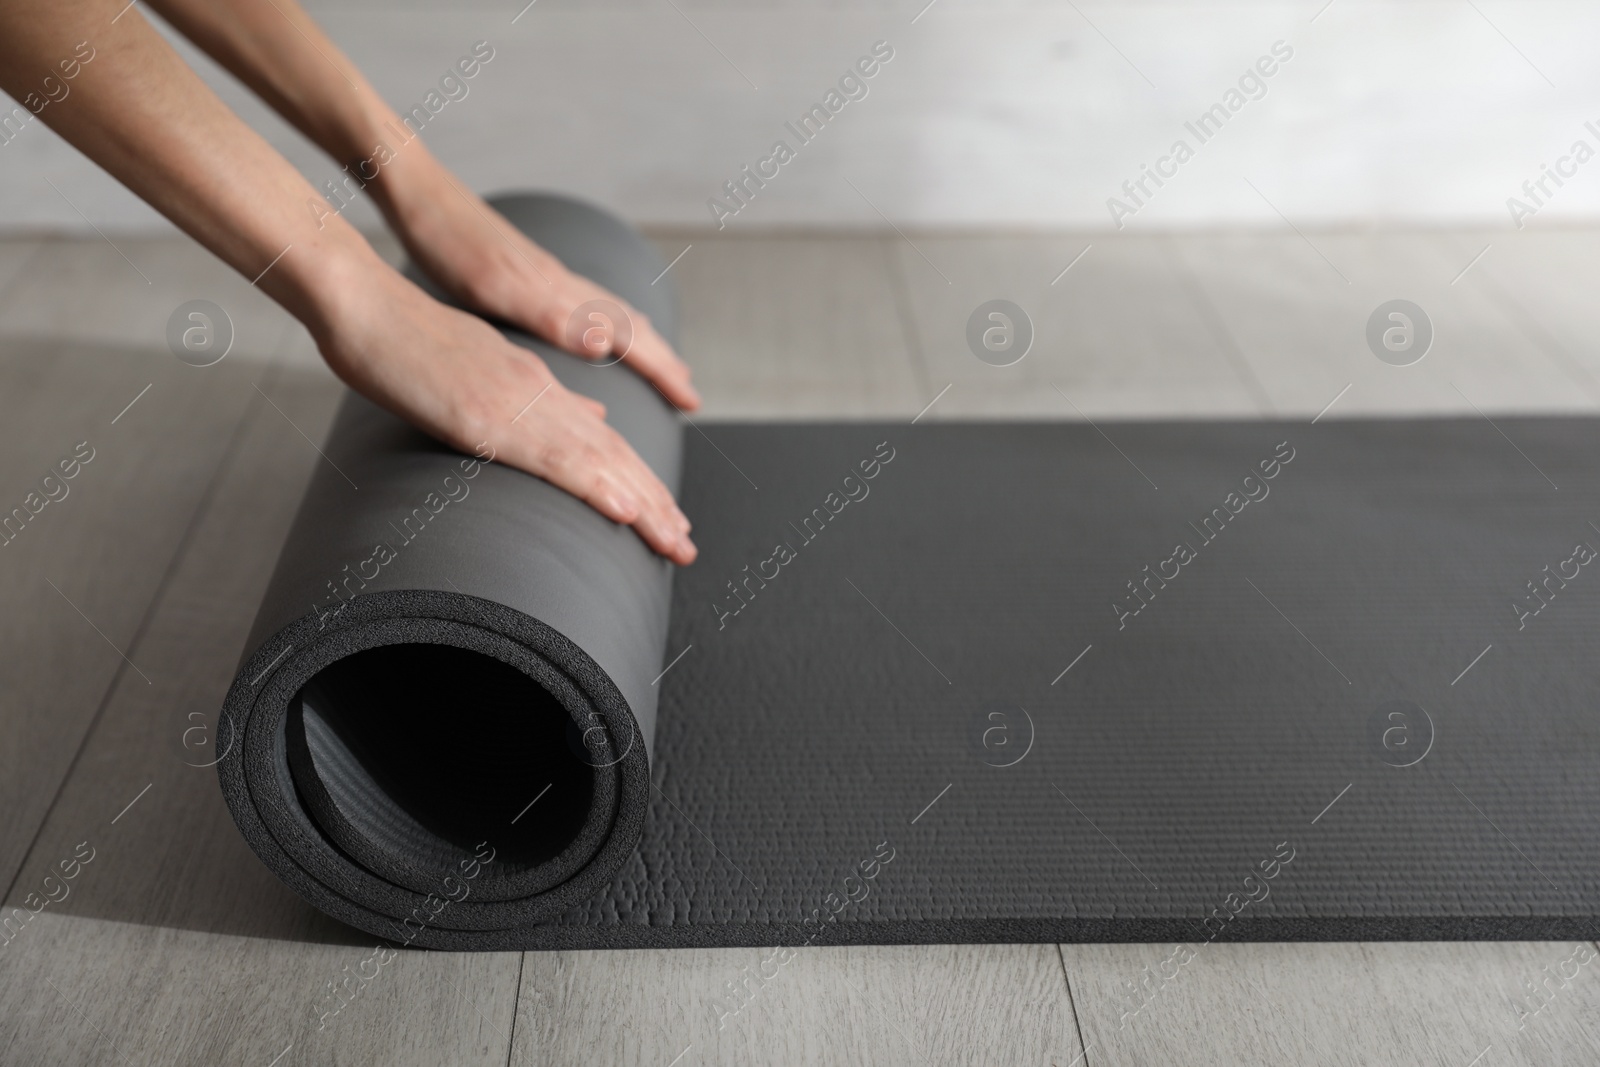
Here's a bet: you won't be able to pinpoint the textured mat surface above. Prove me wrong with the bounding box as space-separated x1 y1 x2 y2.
218 196 1600 949
593 415 1600 948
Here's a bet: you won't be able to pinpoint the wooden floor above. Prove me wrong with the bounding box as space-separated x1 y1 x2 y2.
2 225 1600 1066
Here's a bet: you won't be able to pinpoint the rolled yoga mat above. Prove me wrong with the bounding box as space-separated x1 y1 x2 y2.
222 194 1600 949
219 194 678 940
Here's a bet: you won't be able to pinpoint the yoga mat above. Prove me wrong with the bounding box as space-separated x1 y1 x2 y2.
220 194 677 936
221 195 1600 949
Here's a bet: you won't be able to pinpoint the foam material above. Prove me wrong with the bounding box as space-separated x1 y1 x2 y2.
219 194 675 937
220 195 1600 949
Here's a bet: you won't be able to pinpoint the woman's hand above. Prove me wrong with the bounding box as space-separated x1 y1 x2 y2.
0 0 696 563
316 250 696 565
375 161 701 413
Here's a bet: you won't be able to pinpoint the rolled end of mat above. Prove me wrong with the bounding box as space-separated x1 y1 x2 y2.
218 589 651 940
215 193 678 947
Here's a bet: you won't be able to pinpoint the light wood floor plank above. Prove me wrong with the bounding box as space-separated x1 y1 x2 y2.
887 233 1269 420
1167 230 1596 418
0 337 262 896
0 238 42 300
0 238 295 361
651 234 924 419
1439 228 1600 401
513 943 1082 1067
1062 940 1600 1067
0 363 523 1066
1 914 518 1067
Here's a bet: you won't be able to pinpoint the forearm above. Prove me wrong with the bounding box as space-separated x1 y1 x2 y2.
0 0 382 340
144 0 449 228
0 0 698 560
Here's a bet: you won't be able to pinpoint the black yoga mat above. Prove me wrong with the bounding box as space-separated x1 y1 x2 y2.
220 194 1600 949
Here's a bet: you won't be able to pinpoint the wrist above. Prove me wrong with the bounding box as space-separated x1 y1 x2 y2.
377 163 568 304
267 216 399 348
331 105 449 230
306 91 445 232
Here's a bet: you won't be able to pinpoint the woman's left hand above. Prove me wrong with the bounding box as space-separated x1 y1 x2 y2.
380 160 701 412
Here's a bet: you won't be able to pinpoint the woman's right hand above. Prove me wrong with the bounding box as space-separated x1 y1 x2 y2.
313 252 696 565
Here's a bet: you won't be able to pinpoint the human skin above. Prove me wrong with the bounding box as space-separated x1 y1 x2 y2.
0 0 698 563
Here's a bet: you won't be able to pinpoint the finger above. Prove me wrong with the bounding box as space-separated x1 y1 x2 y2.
514 380 604 432
556 284 701 412
613 450 689 542
641 498 697 563
502 339 695 562
575 395 679 513
552 287 631 364
600 435 695 561
538 439 641 526
554 406 694 562
622 325 701 411
629 499 695 563
612 462 693 562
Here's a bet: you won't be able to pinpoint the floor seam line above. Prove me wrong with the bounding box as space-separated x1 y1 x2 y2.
0 238 53 309
0 360 278 904
1057 942 1094 1067
504 952 526 1065
881 235 935 401
1461 259 1600 408
1163 233 1278 418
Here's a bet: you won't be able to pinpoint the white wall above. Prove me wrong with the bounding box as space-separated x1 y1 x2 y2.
2 0 1596 232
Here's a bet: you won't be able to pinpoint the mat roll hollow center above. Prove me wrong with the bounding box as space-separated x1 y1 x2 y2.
287 643 595 878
